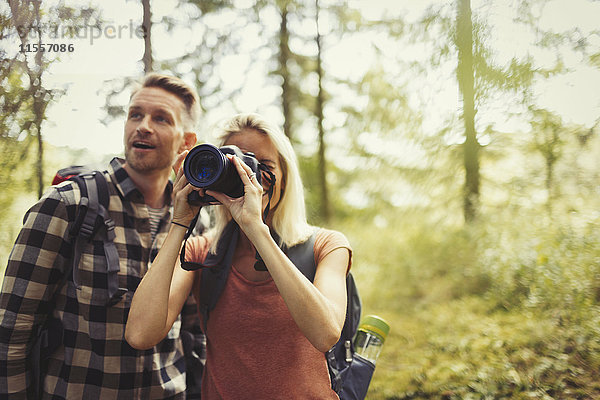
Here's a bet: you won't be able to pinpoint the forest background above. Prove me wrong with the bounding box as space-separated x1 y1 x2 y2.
1 0 599 398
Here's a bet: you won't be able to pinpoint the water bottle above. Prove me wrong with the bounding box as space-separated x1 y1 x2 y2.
354 315 390 364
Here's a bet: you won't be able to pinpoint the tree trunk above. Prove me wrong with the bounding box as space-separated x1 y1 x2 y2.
11 0 47 198
33 2 45 199
278 3 292 139
456 0 479 223
544 126 559 211
142 0 152 73
315 0 330 222
33 79 45 199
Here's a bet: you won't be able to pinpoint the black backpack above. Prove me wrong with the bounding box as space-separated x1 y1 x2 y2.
53 167 125 304
182 221 376 399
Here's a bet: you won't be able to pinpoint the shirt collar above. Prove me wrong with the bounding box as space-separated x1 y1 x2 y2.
107 157 173 206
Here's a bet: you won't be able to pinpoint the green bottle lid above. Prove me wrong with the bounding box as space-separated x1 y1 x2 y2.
358 315 390 342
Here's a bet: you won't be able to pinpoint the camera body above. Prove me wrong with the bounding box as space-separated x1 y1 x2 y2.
183 143 262 206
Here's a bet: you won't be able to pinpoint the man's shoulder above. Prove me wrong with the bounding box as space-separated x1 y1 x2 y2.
49 167 117 211
53 178 83 205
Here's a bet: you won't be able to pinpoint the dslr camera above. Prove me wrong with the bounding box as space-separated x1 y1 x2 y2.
183 143 262 206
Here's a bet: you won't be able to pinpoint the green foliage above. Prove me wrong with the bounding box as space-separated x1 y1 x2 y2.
298 152 322 224
479 212 600 317
330 127 600 397
0 143 111 282
1 2 102 198
0 136 35 222
366 297 600 399
333 200 600 399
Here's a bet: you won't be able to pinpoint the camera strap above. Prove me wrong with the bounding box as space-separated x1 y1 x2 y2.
179 211 205 271
253 164 275 271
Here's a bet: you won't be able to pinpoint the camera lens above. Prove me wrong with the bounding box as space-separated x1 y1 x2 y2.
183 144 227 188
189 151 219 184
183 143 263 203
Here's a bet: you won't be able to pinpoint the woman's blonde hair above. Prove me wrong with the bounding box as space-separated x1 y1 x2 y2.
208 113 313 252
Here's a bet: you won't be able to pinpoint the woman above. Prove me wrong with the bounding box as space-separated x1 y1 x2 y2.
125 113 351 398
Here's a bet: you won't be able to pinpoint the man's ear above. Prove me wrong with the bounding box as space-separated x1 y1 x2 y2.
181 131 197 151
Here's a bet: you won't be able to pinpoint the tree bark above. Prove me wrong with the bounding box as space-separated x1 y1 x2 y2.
456 0 479 223
142 0 152 73
33 1 45 199
9 0 47 198
278 2 292 139
315 0 330 222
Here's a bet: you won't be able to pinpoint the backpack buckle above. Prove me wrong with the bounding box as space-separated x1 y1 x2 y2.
106 288 128 306
345 340 352 363
79 222 94 237
105 218 115 233
79 172 97 179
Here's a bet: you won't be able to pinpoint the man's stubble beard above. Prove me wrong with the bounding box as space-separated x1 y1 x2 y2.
125 146 174 174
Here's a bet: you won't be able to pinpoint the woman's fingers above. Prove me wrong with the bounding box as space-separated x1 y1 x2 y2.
173 170 188 193
172 152 190 194
180 182 194 196
173 150 188 176
229 155 251 183
229 155 261 189
200 156 263 219
205 190 229 205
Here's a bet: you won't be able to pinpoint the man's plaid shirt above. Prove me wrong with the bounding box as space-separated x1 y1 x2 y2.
0 158 203 399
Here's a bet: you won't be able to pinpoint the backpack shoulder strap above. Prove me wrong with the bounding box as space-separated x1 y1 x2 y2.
328 273 362 394
69 171 124 305
198 221 239 323
287 230 318 282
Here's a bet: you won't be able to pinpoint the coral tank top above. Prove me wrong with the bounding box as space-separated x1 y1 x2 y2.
187 228 351 399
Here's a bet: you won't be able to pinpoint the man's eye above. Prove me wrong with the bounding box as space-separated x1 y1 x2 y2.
129 112 142 119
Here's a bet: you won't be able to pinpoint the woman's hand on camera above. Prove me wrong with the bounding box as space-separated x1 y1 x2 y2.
206 154 266 236
171 150 202 227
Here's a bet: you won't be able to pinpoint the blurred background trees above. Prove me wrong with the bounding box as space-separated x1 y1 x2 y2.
1 1 101 203
1 0 599 398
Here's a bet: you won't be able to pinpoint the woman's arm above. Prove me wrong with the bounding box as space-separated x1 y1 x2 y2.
251 226 349 352
207 156 349 352
125 151 200 350
125 224 196 349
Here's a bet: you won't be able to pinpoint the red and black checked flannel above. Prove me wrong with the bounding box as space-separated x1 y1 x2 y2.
0 158 204 399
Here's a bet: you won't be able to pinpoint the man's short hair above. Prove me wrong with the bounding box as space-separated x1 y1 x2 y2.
131 73 201 130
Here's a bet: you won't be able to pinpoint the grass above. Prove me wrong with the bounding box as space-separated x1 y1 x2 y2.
366 297 600 399
337 207 600 399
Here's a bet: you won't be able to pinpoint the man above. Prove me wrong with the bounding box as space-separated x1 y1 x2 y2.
0 73 202 399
